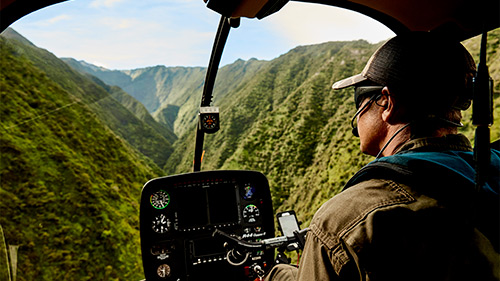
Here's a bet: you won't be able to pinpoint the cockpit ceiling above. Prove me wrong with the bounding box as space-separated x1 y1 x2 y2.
205 0 499 40
1 0 499 41
1 0 67 31
298 0 500 40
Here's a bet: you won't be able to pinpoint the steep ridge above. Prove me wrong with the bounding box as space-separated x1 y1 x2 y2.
2 28 175 168
86 74 178 144
0 35 160 280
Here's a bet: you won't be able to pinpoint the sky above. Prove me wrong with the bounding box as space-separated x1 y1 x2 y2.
9 0 395 70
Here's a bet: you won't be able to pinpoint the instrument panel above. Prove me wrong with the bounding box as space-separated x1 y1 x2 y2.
140 170 275 281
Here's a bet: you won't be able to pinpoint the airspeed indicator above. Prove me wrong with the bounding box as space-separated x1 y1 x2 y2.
150 190 170 209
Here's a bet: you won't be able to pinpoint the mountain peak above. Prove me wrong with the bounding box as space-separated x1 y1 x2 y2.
61 57 110 72
1 27 36 47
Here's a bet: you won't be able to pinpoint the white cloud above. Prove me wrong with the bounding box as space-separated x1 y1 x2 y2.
97 17 146 30
90 0 125 9
265 2 394 45
47 14 71 24
29 14 71 26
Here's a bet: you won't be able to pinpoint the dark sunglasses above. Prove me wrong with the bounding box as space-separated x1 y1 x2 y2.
354 86 384 109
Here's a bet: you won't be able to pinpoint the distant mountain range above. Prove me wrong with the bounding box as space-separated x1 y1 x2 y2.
62 56 269 138
1 26 499 280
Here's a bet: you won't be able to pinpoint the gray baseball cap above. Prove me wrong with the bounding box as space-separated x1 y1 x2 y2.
332 32 476 108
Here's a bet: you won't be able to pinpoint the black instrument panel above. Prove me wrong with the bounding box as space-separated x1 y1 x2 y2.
140 170 275 281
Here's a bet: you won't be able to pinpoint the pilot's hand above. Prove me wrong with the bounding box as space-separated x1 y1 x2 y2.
264 264 298 281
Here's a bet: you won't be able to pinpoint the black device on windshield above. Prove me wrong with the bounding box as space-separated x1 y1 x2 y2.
140 170 275 281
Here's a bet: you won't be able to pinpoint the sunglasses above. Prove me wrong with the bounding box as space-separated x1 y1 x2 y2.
354 86 384 109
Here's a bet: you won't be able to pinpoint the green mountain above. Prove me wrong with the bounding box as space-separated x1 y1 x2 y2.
0 32 163 280
2 28 176 168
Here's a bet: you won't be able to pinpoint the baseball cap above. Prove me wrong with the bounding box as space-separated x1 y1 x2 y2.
332 32 475 110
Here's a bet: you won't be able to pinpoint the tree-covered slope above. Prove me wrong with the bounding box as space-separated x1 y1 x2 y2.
2 28 175 168
0 35 160 280
86 74 178 144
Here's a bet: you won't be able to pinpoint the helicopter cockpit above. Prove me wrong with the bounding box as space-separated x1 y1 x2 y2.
1 0 498 280
140 170 277 280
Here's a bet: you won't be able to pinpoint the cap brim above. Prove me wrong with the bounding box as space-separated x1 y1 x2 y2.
332 73 367 90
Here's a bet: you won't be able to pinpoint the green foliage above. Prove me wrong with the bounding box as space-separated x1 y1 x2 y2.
2 29 175 168
0 35 160 280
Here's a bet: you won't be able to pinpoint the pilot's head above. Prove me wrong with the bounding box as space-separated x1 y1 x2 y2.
332 32 476 156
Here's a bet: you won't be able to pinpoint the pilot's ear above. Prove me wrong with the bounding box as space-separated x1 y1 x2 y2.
380 87 398 123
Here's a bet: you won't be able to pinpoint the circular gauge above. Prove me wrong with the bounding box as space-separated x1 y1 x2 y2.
241 184 256 200
242 204 260 223
202 114 218 130
150 190 170 209
152 214 171 234
157 264 171 278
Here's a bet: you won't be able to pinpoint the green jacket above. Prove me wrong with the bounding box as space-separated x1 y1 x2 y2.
266 134 499 281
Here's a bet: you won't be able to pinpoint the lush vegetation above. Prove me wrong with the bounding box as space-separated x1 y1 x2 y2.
2 29 176 168
0 33 160 280
1 26 498 280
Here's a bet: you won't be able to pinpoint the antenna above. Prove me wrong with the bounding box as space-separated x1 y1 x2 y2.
472 26 493 191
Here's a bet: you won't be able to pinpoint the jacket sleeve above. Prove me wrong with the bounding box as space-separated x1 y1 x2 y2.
264 231 358 281
295 231 340 280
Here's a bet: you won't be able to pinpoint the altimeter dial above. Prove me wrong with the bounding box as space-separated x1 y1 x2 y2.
152 214 171 234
